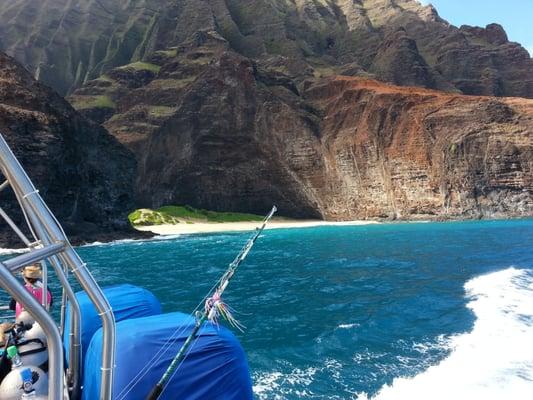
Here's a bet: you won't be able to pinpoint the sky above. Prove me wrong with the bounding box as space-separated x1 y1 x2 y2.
419 0 533 56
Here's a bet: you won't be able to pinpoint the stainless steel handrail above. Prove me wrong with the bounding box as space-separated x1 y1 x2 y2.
0 205 32 246
0 261 64 398
0 134 116 399
49 254 82 400
27 217 82 400
3 242 65 272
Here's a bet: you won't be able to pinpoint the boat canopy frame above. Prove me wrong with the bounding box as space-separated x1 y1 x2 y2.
0 133 116 400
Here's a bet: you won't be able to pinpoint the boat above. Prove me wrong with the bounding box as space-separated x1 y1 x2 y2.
0 133 263 399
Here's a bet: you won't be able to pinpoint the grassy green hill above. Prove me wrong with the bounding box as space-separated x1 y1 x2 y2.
128 205 263 226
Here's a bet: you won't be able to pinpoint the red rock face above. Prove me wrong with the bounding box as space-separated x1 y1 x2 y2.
70 35 533 221
0 2 529 236
306 78 533 219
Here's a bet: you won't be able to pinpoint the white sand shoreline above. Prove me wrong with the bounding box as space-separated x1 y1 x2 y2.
134 219 380 236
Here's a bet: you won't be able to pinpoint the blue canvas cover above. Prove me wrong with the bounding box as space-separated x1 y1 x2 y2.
82 312 254 400
64 284 162 365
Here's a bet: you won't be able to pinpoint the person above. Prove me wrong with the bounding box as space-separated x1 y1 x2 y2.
8 264 52 318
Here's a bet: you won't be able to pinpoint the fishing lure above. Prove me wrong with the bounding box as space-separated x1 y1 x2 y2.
206 292 245 332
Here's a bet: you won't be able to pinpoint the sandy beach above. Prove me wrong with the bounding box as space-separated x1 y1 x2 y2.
135 219 380 236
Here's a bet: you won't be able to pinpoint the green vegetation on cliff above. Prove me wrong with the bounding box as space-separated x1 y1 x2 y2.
71 95 115 110
128 205 263 226
147 106 176 118
119 61 161 73
2 0 533 99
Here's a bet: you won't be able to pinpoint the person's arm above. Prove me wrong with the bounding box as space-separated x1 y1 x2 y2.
8 298 15 311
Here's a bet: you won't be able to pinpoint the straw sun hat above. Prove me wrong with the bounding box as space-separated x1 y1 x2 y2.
0 322 14 346
22 264 42 280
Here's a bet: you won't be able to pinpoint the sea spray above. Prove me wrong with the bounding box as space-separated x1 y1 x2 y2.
359 267 533 400
2 220 529 399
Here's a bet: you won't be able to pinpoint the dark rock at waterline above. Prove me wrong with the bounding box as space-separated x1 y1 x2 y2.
0 52 143 247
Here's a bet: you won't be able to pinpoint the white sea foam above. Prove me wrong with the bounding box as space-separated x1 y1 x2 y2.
411 334 450 355
337 323 360 330
82 238 143 247
152 234 182 241
81 237 170 248
2 234 182 252
253 359 358 399
0 247 29 255
253 367 318 399
358 267 533 400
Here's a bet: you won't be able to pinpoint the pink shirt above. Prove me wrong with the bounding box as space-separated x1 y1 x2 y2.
15 283 52 317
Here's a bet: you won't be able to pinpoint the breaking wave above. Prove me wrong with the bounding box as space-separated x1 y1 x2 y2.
82 234 185 248
0 247 29 255
359 267 533 400
82 238 147 247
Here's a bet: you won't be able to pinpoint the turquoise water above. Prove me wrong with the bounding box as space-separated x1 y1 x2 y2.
5 219 533 398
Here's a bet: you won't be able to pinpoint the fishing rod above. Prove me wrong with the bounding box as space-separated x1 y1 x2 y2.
146 205 277 400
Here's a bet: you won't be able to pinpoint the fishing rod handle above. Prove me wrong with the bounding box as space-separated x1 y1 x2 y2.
146 383 163 400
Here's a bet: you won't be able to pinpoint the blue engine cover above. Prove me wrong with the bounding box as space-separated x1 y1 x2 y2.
64 284 162 365
82 312 254 400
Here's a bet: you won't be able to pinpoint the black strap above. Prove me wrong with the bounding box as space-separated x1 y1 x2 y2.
17 338 47 357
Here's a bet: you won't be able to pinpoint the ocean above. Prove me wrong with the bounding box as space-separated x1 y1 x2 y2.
5 219 533 399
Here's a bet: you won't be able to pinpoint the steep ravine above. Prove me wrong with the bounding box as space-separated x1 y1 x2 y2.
0 52 142 247
70 35 533 221
1 0 532 98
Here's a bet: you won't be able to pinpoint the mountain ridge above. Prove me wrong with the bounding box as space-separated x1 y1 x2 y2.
68 34 533 220
0 0 531 98
0 1 530 233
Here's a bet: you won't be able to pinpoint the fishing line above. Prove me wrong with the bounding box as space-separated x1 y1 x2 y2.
116 249 244 398
145 206 277 400
159 331 203 397
115 290 215 400
116 248 249 399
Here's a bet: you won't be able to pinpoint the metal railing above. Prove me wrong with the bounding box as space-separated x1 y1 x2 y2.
0 133 116 399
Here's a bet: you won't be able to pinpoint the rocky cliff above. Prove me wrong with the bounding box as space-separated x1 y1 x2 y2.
309 78 533 219
70 33 326 217
0 52 139 246
0 1 531 224
0 0 532 98
69 34 533 220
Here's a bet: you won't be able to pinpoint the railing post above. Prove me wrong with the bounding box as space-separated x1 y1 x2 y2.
0 261 63 399
0 133 115 399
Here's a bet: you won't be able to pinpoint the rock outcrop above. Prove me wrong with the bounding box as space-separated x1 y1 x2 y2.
0 1 530 225
0 52 139 246
70 33 325 218
1 0 532 98
309 78 533 219
69 35 533 220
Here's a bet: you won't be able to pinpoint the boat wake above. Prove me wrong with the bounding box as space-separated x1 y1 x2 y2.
253 360 350 400
253 367 318 398
359 267 533 400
